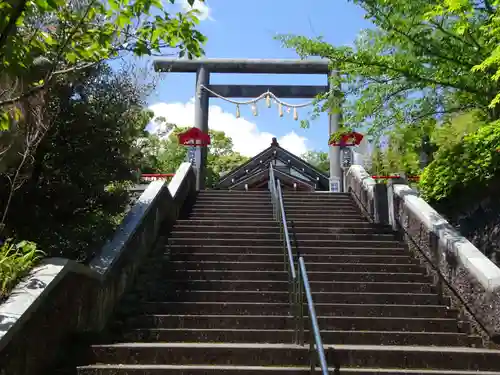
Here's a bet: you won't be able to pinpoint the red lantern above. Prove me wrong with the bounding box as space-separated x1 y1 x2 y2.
329 131 364 147
177 127 211 146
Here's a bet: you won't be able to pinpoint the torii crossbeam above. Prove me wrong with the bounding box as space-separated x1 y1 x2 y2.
153 58 342 191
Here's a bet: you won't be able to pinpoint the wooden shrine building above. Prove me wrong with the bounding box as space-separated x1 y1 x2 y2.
215 138 329 191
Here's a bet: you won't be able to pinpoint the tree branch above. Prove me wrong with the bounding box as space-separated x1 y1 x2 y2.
339 55 484 95
0 0 30 53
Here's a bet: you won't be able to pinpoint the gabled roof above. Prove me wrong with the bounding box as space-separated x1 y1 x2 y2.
216 138 329 190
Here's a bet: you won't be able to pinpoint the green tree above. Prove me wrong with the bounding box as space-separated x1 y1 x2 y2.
0 0 206 234
368 111 486 180
426 1 500 108
420 121 500 205
301 150 329 174
154 126 249 187
278 0 498 136
1 63 156 261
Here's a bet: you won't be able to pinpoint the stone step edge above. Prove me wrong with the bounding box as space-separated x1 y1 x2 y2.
163 290 437 297
170 231 394 237
166 245 405 250
89 342 497 353
159 271 425 276
167 261 414 267
128 314 454 321
135 302 452 309
122 328 470 336
174 220 373 224
169 239 400 244
146 280 433 286
166 253 413 257
76 364 500 375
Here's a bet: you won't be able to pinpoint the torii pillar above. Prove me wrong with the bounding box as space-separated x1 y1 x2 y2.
194 66 210 190
154 58 343 191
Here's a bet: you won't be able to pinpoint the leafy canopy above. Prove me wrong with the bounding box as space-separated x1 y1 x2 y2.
301 150 330 174
2 63 157 261
277 0 499 137
420 121 500 204
0 0 207 130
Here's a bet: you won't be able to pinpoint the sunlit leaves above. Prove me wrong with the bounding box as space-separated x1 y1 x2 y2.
0 0 206 131
277 0 498 135
420 121 500 203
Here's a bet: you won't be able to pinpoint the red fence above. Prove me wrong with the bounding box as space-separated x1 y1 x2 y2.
140 173 175 181
371 175 420 181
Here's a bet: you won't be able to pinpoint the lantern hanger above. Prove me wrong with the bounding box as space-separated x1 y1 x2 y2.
200 84 314 121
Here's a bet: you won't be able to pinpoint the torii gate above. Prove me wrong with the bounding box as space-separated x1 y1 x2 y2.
153 58 342 191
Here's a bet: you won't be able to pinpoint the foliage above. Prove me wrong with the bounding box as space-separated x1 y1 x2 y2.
277 0 499 137
301 150 329 174
420 121 500 204
369 111 486 179
427 0 500 108
0 0 206 237
1 63 155 261
151 126 249 187
0 0 206 128
0 239 44 299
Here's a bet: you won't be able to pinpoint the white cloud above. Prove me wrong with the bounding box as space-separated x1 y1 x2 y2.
178 0 213 21
148 99 309 157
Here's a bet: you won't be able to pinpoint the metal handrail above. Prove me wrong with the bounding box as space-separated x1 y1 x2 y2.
277 181 297 280
297 256 331 375
269 163 297 321
268 163 336 374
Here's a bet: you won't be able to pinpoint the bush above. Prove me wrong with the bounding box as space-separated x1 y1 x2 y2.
420 121 500 204
0 240 44 300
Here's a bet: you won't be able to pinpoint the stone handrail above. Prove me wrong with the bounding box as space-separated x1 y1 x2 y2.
0 162 196 375
346 164 500 343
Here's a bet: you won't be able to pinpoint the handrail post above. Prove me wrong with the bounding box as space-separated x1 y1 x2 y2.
298 268 304 345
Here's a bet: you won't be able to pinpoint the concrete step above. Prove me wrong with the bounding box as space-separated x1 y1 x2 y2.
168 253 418 265
284 207 359 214
198 191 270 196
285 202 358 209
170 230 397 242
168 238 404 249
87 343 500 370
130 290 443 306
159 270 429 283
188 212 275 220
166 245 407 255
175 219 375 227
190 207 275 214
193 200 272 206
187 211 363 220
284 212 361 219
172 225 279 233
283 191 352 200
130 279 434 294
173 223 393 235
165 260 424 274
125 314 462 332
289 220 383 228
291 225 395 234
175 219 278 227
117 328 477 347
125 302 456 318
77 364 500 375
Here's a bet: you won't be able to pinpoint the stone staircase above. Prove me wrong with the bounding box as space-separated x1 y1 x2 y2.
75 190 500 374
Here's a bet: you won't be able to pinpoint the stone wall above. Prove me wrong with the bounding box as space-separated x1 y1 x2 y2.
0 162 196 375
437 191 500 265
346 165 500 345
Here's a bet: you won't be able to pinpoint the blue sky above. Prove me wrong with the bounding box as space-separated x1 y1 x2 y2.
147 0 372 157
